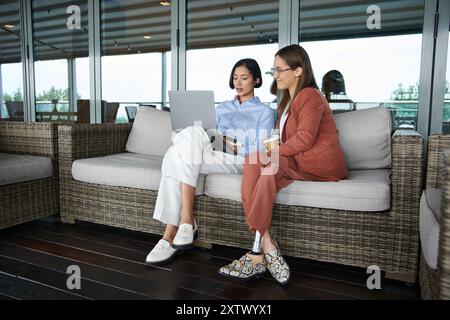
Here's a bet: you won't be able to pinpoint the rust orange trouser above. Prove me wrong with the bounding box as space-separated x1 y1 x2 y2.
241 152 289 235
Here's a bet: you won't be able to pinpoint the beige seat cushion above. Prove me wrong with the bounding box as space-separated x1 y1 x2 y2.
72 152 204 194
425 187 442 222
334 107 392 170
204 169 391 212
0 152 53 186
419 188 442 270
125 106 173 157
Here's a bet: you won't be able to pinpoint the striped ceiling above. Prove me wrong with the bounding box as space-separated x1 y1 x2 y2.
0 0 423 63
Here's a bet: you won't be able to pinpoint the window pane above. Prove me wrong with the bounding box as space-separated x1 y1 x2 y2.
32 0 89 123
299 0 424 41
187 44 278 104
165 51 171 106
443 28 450 133
75 57 89 99
101 0 171 122
101 53 162 101
186 0 279 106
0 1 23 122
187 0 278 49
299 0 424 131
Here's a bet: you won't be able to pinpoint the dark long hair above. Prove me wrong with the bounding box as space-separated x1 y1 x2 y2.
228 58 262 89
273 45 318 116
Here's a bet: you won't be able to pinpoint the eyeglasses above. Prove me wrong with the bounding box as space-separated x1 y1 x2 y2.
269 67 292 76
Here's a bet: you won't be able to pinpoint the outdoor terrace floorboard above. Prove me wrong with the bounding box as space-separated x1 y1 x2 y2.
0 219 421 300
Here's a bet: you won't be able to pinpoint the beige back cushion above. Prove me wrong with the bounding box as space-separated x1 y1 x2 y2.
126 106 173 157
333 107 392 170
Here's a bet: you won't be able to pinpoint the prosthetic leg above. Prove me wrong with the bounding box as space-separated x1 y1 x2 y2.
250 231 262 255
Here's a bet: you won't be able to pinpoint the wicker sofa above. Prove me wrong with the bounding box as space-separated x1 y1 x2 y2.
0 122 59 230
419 135 450 299
58 106 424 283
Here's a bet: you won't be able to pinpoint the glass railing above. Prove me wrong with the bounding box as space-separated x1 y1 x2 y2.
356 101 418 130
1 99 449 130
357 100 450 130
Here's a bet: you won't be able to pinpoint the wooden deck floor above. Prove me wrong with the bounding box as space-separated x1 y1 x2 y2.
0 220 420 300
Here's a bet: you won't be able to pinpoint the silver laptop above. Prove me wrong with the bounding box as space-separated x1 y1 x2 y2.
168 90 239 154
168 90 216 131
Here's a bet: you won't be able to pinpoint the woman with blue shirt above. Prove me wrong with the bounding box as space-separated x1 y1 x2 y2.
216 96 274 156
146 58 274 265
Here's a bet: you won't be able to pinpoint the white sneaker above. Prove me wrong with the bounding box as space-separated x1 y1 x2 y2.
145 239 178 266
172 219 198 249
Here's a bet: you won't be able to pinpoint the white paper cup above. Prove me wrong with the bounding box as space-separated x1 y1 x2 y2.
264 134 280 151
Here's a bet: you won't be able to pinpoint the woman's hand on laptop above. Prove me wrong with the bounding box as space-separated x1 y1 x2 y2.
222 136 239 155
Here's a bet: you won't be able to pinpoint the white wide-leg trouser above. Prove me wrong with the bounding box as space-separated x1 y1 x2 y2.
153 126 245 226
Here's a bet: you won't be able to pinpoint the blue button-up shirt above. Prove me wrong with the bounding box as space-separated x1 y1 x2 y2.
216 96 274 156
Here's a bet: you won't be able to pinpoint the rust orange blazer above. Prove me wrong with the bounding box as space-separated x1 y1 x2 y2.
276 87 348 187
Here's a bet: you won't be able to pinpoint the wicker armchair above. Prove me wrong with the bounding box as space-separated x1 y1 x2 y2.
59 123 424 283
420 135 450 299
0 122 59 229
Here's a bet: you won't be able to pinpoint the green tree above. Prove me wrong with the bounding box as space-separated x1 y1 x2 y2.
3 88 23 102
391 83 419 101
445 80 449 99
35 87 81 101
36 86 68 101
391 83 404 100
392 81 449 100
3 92 12 102
444 80 450 122
13 88 23 101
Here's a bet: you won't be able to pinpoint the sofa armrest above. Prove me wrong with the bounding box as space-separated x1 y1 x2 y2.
426 134 450 189
436 150 450 299
391 130 424 214
58 123 132 179
0 122 58 161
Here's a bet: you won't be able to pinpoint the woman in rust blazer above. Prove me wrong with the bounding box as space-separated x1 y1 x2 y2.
219 45 348 285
